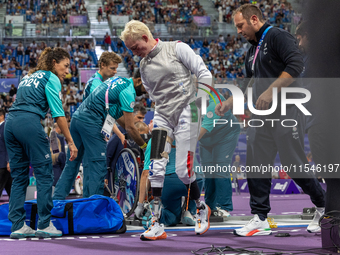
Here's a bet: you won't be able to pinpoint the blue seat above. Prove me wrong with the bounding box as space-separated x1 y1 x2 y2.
111 42 118 52
15 70 22 76
72 76 78 83
24 55 30 65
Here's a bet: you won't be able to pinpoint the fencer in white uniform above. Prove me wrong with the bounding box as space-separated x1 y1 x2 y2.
121 20 212 241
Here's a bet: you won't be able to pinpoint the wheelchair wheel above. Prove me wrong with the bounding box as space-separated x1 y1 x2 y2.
113 148 140 217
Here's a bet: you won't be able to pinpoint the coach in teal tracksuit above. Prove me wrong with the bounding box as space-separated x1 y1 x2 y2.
198 91 240 214
4 47 77 238
83 52 121 101
83 71 104 100
143 140 202 226
53 76 146 199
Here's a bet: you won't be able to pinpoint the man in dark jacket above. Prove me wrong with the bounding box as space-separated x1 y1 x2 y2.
215 4 325 236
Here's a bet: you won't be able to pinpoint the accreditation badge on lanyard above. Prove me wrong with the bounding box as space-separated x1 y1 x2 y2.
251 26 272 74
101 78 119 139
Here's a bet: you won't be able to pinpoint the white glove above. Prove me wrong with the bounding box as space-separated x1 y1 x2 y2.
134 202 144 219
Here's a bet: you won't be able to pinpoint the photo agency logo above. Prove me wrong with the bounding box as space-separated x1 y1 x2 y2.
197 81 312 128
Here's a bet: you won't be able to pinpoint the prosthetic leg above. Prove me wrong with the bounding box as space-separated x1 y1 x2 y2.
140 128 169 241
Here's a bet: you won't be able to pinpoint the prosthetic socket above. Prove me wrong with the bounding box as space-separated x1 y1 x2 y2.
149 128 173 220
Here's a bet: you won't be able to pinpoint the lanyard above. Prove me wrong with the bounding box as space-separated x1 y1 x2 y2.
252 26 272 73
105 77 119 111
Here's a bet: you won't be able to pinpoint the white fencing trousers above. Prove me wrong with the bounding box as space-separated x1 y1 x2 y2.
149 103 200 188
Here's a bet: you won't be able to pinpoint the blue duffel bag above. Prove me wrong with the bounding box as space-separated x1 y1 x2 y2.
0 202 37 235
0 195 126 235
0 203 12 235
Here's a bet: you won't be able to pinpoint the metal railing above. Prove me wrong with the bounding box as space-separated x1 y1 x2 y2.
1 22 91 38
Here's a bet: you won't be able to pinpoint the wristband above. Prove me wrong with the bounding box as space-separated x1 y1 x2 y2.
140 143 147 149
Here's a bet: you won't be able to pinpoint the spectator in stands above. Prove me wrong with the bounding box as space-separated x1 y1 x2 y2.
5 20 13 36
63 43 71 52
98 6 103 22
36 11 43 23
30 50 37 61
8 84 17 98
11 58 21 71
70 63 78 78
72 41 79 50
77 61 84 68
84 40 90 50
29 58 37 68
16 42 24 56
104 32 111 50
61 10 68 23
81 50 88 60
64 72 72 85
30 41 38 50
25 46 31 56
3 56 10 66
22 66 29 76
203 38 209 48
236 68 244 79
26 9 33 20
3 94 12 112
69 82 77 93
80 5 87 14
36 46 43 57
1 65 8 78
7 63 16 78
73 49 81 62
5 43 13 55
75 90 83 103
65 91 77 109
41 20 49 35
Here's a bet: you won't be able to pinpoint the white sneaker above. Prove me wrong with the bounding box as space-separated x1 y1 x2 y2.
234 214 272 236
307 207 324 233
36 221 62 238
140 219 167 241
10 224 36 239
181 210 195 226
217 207 231 217
195 201 211 235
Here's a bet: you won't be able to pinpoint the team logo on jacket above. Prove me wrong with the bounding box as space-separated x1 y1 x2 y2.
264 43 268 55
130 102 135 109
292 127 299 139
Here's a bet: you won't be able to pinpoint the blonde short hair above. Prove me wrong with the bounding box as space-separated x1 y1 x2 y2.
135 121 149 133
98 52 122 70
120 20 154 42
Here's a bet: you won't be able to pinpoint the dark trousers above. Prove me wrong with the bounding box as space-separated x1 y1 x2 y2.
308 124 340 213
246 106 325 218
0 167 12 198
